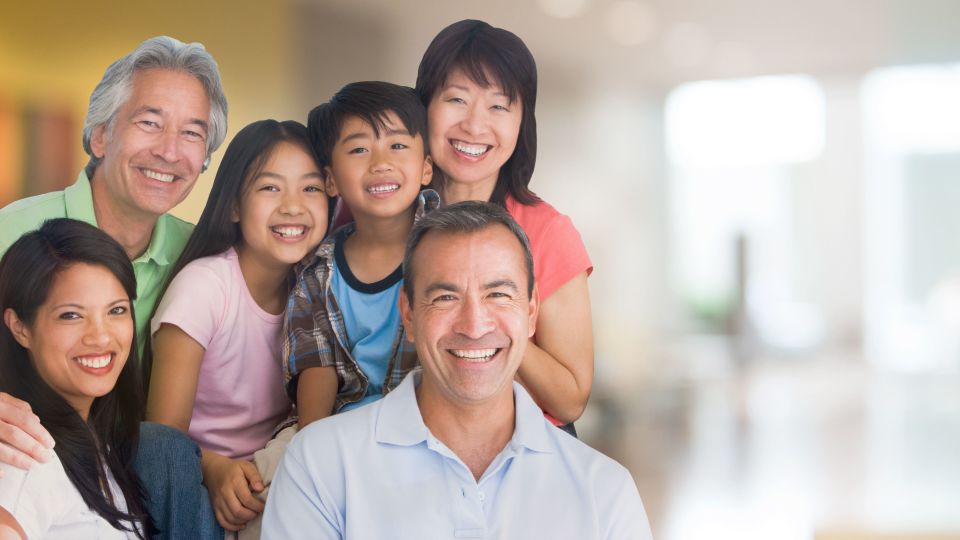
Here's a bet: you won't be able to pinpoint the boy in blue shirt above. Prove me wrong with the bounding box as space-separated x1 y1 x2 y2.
283 81 438 428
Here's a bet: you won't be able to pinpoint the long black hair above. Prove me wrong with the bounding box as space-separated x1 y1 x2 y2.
0 218 150 538
416 19 540 207
143 119 332 380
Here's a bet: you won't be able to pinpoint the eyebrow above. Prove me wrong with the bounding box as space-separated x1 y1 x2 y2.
52 299 128 310
340 127 411 145
422 278 520 297
131 106 209 131
254 171 324 183
443 83 509 99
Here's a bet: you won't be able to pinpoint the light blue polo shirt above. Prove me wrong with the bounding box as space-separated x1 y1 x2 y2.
262 370 652 539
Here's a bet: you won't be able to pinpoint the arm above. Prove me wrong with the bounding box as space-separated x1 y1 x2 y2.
147 324 265 531
0 506 26 540
0 393 54 470
296 366 338 429
515 272 594 424
146 324 204 432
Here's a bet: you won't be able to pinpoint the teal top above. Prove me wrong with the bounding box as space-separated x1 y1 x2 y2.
0 171 194 355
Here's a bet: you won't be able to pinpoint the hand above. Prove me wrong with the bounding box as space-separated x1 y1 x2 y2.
201 451 265 531
0 393 54 473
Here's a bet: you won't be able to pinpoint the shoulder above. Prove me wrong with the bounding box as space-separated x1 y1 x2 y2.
505 195 581 241
0 453 72 509
0 191 68 253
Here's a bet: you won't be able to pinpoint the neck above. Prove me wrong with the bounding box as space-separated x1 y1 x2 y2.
441 177 497 205
350 208 417 249
90 174 158 260
416 382 516 481
235 244 290 315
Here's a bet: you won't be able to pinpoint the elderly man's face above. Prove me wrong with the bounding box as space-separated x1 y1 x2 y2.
89 68 210 219
400 224 538 408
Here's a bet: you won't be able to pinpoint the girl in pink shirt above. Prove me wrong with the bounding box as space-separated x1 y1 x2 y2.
146 120 332 533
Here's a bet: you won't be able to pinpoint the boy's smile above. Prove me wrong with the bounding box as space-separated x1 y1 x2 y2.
325 111 433 221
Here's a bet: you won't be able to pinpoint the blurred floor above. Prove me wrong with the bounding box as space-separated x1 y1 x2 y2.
580 338 960 540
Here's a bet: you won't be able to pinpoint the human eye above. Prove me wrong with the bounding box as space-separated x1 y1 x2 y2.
304 184 324 193
58 311 81 321
137 119 161 131
491 104 510 112
109 305 129 316
182 128 207 142
347 146 368 155
432 293 457 303
391 142 409 150
259 183 280 192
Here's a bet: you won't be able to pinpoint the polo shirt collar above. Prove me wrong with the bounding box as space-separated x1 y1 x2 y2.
68 170 176 267
63 171 98 227
375 368 555 454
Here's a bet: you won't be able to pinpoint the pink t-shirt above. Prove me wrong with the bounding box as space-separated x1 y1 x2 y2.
505 195 593 302
151 248 290 461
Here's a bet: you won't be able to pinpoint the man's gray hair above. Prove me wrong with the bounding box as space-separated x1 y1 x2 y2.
82 36 228 174
402 201 535 302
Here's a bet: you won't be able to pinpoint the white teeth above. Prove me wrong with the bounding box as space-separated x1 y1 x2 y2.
272 226 305 238
75 354 111 369
452 141 489 157
367 184 400 194
142 169 175 183
450 348 498 362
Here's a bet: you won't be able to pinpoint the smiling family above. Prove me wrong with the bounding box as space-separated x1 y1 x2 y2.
0 20 651 540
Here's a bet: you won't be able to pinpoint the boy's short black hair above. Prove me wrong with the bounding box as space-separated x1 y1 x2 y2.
307 81 429 170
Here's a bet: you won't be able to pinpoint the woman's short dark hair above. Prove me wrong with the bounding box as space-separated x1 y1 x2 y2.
0 218 150 538
416 19 540 207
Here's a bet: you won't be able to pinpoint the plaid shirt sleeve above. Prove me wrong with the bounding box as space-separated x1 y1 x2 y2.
282 250 338 401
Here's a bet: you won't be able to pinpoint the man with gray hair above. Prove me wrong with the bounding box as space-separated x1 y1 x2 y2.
262 201 652 539
0 36 228 538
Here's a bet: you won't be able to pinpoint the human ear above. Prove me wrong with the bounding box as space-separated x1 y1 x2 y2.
527 284 540 339
89 124 108 159
420 155 434 186
398 290 415 343
323 167 340 198
3 308 32 350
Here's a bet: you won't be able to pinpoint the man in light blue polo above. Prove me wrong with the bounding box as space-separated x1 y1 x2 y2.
262 201 652 540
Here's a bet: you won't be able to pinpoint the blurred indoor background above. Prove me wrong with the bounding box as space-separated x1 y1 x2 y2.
3 1 960 538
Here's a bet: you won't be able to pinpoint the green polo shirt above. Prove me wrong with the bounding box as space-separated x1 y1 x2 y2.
0 171 194 355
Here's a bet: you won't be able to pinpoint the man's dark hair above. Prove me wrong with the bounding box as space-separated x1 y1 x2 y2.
402 201 534 303
307 81 429 170
415 19 539 207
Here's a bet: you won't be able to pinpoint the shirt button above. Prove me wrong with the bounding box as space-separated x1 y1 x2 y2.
478 492 485 502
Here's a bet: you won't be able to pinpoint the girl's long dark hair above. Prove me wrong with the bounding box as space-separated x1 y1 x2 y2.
142 119 332 381
0 218 150 538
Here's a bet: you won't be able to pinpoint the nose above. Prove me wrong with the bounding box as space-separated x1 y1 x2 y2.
82 316 111 349
452 295 495 340
153 130 180 163
459 102 489 137
279 189 304 215
369 147 394 174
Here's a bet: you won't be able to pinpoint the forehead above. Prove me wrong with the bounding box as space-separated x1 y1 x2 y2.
338 110 412 139
411 225 527 292
121 68 210 119
44 263 126 305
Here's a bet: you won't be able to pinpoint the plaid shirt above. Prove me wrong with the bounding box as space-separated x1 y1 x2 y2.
282 189 440 413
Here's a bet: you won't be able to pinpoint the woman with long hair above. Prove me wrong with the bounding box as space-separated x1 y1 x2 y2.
0 218 150 539
416 20 595 431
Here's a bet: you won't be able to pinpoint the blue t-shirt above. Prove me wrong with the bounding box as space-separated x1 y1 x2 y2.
331 229 403 412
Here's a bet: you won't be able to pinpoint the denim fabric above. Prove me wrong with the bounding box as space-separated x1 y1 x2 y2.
134 422 223 540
